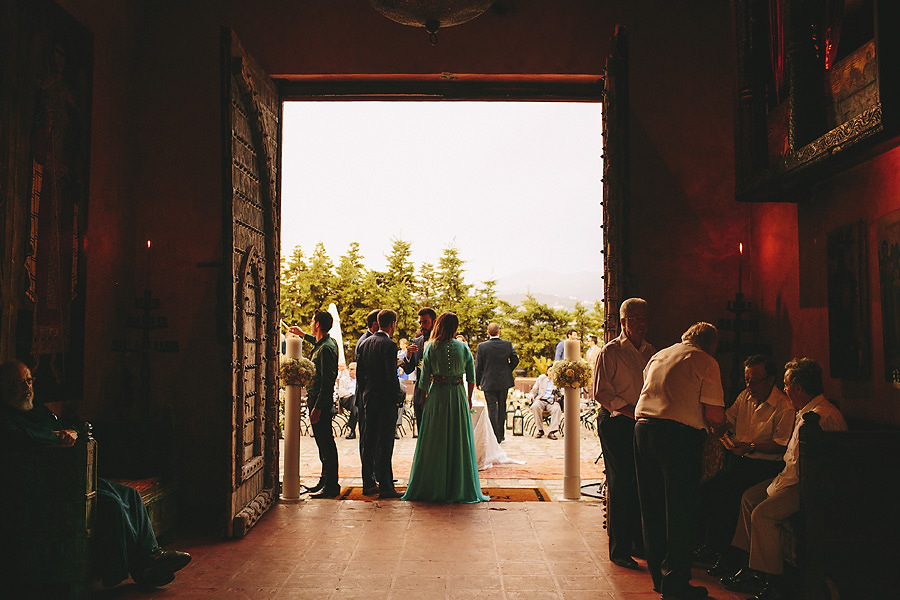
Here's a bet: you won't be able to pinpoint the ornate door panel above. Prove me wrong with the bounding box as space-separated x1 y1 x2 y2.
602 25 629 343
222 29 281 538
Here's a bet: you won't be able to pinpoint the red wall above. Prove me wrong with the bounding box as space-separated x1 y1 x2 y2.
752 146 900 425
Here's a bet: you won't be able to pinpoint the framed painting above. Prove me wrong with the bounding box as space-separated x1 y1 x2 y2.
877 210 900 382
0 0 93 403
827 221 869 380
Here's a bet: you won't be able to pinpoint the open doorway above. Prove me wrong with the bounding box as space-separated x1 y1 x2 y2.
278 99 606 489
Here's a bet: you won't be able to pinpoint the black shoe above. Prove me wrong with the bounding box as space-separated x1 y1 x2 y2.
310 488 341 499
707 554 739 578
361 486 378 496
722 568 765 594
611 556 640 570
750 579 789 600
536 431 544 438
132 548 191 587
547 431 558 440
303 481 324 494
345 432 356 439
660 584 707 599
692 545 718 568
378 488 402 499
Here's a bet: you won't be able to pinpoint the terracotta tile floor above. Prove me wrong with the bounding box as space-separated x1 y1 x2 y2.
92 426 748 599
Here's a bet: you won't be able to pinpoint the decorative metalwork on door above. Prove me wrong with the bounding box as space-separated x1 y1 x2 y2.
602 25 629 343
223 28 281 538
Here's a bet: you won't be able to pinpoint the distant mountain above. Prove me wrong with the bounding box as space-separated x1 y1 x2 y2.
493 268 604 310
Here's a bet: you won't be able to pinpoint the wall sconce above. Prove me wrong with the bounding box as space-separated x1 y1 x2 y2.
368 0 495 44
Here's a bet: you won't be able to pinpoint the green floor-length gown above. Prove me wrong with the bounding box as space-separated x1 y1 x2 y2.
402 339 490 503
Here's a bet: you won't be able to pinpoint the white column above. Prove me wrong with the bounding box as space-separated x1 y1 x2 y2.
563 339 581 500
281 337 303 502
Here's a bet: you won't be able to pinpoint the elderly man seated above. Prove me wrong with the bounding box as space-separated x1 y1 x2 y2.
721 358 847 600
697 354 794 574
528 364 562 440
0 360 191 589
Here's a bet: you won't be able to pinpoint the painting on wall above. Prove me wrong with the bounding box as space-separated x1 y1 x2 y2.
0 0 93 403
877 210 900 382
827 221 869 380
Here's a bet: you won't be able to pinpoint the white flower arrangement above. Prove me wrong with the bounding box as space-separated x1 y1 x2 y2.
279 356 316 387
549 359 593 389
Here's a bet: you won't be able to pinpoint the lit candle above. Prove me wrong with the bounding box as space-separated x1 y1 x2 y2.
146 239 152 293
738 242 743 295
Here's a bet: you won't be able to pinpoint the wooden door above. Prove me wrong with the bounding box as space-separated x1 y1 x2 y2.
222 29 281 538
602 25 629 343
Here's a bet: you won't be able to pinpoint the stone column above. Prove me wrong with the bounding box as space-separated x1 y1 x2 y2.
281 337 302 502
563 340 581 500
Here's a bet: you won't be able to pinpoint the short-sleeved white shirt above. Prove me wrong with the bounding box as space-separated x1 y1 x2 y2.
635 342 725 430
726 386 794 461
767 395 847 496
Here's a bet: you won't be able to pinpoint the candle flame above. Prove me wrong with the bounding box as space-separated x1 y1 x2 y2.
739 242 743 254
147 240 152 249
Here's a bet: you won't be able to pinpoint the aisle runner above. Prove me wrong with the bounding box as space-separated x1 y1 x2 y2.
336 487 551 502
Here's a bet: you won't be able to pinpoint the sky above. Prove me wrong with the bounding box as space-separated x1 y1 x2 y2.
281 101 604 286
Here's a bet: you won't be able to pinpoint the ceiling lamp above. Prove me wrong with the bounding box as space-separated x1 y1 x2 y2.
368 0 495 44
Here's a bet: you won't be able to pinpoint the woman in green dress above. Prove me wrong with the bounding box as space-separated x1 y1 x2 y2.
402 312 489 503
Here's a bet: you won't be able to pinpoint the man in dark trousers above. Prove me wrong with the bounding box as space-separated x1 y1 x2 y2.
634 322 726 599
400 306 436 430
475 322 519 443
290 310 340 498
354 309 380 483
592 298 655 570
356 309 406 498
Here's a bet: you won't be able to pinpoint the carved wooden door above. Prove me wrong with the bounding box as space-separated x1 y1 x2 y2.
222 29 281 538
602 25 629 343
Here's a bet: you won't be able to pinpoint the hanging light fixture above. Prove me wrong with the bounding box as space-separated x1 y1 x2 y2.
368 0 495 44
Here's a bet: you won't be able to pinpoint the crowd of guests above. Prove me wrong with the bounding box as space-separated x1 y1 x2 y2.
590 297 847 600
289 306 501 503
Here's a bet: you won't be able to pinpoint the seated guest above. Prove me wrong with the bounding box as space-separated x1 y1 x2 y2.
337 362 358 439
0 360 191 589
698 355 794 574
722 358 847 600
528 364 562 440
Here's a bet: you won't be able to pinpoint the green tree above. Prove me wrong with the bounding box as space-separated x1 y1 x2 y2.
503 294 571 376
379 238 419 341
332 242 369 344
279 245 308 328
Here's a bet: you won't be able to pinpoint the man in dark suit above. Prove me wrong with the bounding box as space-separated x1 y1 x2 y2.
353 309 380 485
400 307 436 430
356 309 405 498
475 322 519 443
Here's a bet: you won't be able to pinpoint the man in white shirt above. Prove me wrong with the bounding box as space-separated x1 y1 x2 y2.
699 355 794 574
723 358 847 600
528 365 562 440
592 298 655 569
634 322 726 600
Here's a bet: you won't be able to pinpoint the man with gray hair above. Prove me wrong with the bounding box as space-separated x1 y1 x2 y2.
475 322 519 443
634 322 727 599
722 357 846 600
592 297 655 570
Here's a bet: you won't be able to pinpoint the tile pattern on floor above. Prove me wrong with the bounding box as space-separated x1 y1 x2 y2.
94 501 748 599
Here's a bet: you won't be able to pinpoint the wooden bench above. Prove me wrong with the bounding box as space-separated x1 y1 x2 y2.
798 413 900 599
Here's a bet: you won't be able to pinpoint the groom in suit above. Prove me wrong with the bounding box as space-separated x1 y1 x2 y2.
475 322 519 443
356 309 406 498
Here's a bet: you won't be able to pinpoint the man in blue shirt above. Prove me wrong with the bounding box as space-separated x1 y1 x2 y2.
555 328 580 360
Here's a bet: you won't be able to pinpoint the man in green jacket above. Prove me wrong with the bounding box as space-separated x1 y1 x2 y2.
291 310 340 498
